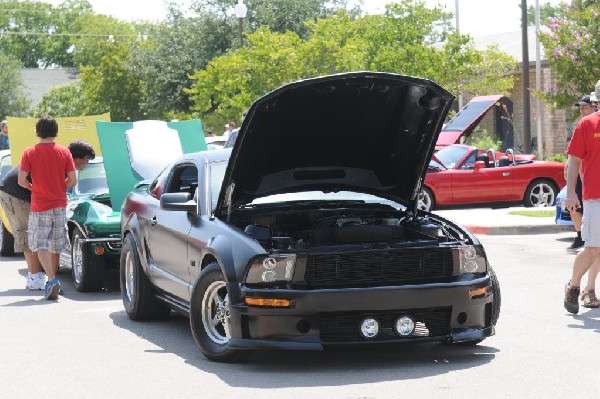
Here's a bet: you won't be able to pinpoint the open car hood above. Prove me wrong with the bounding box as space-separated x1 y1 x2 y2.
215 72 454 218
435 95 504 149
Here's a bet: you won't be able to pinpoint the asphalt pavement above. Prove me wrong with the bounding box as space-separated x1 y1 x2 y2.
434 206 573 235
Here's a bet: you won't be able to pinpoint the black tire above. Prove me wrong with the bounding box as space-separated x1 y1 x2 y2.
71 229 105 292
190 262 252 363
488 265 501 326
0 220 15 257
120 234 170 320
418 187 435 211
524 179 558 207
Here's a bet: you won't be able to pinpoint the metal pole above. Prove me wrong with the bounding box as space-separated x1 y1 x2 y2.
535 0 543 158
455 0 463 109
238 17 244 47
521 0 531 153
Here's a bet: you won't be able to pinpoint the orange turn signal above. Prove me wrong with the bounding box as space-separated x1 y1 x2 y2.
469 287 487 299
244 298 291 307
94 245 105 256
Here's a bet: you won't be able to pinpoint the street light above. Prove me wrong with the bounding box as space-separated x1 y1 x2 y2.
234 0 247 47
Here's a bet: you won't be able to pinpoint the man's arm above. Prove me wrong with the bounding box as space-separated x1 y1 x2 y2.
17 170 32 190
565 155 581 212
65 170 77 190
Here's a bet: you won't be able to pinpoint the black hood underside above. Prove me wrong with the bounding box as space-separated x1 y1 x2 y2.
217 72 454 217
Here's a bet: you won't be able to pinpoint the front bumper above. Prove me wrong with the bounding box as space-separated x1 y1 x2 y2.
228 276 495 350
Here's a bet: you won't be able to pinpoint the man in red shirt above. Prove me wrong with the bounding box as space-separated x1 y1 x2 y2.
18 116 77 300
564 81 600 314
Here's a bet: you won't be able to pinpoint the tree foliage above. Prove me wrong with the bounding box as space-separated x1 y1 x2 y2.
133 0 356 120
0 0 93 67
34 82 86 117
187 0 516 125
526 2 565 26
78 42 146 121
0 53 30 118
538 0 600 107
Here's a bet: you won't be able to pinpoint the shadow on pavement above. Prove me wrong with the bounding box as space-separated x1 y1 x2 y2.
1 266 120 306
110 310 498 387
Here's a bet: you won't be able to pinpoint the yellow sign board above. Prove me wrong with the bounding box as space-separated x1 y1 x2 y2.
6 113 111 167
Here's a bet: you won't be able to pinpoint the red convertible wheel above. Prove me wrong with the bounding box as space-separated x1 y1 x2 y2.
524 179 558 207
418 187 435 211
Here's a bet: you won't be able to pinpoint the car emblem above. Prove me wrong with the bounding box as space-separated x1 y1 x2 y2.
263 258 277 269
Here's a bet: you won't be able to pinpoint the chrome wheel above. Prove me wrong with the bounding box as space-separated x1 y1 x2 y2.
418 188 433 211
201 281 230 345
72 234 84 285
124 250 135 303
527 181 556 207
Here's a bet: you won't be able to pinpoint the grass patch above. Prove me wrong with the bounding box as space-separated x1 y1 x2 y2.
508 209 555 217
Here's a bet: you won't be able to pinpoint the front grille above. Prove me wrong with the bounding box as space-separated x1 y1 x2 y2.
304 247 453 289
320 307 452 342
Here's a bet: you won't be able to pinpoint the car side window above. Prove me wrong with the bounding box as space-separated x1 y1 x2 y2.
459 151 478 170
165 164 198 197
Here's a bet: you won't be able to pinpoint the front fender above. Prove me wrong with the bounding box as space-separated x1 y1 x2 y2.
68 199 120 237
121 212 149 273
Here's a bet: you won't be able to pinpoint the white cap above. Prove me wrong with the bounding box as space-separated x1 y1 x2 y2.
591 91 597 102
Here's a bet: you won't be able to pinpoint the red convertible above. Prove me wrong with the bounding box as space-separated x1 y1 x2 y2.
419 144 566 211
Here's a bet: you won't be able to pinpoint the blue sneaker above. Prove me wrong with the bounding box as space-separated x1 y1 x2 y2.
44 278 61 300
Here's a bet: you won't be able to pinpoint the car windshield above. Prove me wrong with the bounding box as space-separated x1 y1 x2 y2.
75 162 109 195
209 160 228 210
431 145 470 169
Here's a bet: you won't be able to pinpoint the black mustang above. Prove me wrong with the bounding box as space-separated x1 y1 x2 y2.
119 72 500 362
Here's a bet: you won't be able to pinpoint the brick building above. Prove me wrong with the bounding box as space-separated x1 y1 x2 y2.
469 29 576 158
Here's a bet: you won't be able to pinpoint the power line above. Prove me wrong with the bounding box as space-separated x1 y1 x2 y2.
1 31 145 38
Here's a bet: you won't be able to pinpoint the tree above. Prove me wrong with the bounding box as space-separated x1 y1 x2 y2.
526 2 565 26
0 53 30 118
34 82 86 117
132 0 357 120
538 0 600 108
0 0 93 68
187 1 516 125
190 0 358 40
79 43 145 121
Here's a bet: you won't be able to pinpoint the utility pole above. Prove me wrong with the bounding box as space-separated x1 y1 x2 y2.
521 0 531 153
535 0 543 158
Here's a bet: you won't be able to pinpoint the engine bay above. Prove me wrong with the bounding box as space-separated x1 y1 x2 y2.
232 206 466 252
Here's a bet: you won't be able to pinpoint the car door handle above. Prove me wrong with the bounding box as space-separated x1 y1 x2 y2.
502 172 510 176
150 216 157 226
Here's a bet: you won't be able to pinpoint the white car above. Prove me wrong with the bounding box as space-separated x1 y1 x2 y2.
205 136 227 150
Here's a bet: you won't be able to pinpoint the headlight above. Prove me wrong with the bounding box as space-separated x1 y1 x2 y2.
245 255 296 285
456 246 487 274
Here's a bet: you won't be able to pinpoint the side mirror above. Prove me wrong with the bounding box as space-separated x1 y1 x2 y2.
474 161 485 172
160 192 197 213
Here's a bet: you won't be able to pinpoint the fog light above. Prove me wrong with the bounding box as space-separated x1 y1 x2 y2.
359 318 379 339
395 316 415 336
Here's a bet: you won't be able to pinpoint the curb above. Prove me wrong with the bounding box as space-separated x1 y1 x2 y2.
463 224 573 235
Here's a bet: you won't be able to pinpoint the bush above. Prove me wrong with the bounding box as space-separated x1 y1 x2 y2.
464 126 503 151
545 153 567 163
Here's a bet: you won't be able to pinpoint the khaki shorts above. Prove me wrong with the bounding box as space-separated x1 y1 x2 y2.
0 191 31 252
28 208 67 253
582 200 600 248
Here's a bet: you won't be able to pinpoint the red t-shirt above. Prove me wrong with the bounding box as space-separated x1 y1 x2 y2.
567 112 600 200
20 142 76 212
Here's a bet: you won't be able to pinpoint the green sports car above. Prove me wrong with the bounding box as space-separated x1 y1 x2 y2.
59 157 122 292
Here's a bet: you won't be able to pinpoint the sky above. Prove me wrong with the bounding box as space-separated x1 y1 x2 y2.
44 0 565 38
